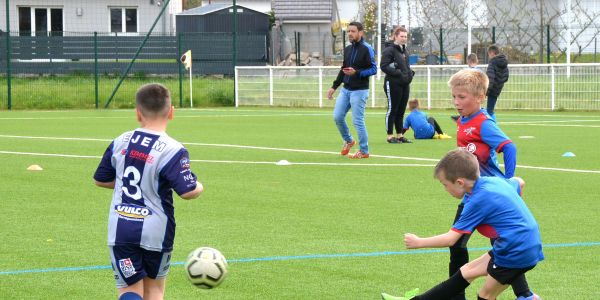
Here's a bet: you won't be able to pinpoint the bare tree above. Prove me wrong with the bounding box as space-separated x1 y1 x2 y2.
404 0 600 63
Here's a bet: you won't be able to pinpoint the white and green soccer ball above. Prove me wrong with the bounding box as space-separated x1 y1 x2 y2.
184 247 228 289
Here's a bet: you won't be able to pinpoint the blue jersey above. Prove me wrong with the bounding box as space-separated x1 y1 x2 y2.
94 128 198 252
457 109 511 177
403 109 435 139
452 177 544 268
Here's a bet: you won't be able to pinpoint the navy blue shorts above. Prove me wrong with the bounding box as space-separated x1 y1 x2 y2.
487 251 535 285
109 245 172 288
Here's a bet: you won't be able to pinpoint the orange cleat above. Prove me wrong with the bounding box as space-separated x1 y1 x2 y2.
349 150 369 159
340 140 356 156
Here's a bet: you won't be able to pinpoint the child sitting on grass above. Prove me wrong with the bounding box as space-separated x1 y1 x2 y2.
402 99 452 140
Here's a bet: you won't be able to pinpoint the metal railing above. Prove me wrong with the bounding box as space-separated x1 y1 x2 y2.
235 63 600 111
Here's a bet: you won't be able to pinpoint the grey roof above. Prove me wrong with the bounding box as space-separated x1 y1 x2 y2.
177 3 267 16
273 0 333 21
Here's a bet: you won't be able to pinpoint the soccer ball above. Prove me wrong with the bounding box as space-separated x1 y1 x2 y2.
184 247 228 289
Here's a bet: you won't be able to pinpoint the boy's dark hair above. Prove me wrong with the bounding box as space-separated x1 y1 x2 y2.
488 44 500 55
348 21 364 32
408 98 419 110
136 83 171 118
434 148 480 182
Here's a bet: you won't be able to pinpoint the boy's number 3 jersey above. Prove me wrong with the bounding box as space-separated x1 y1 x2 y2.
94 128 198 252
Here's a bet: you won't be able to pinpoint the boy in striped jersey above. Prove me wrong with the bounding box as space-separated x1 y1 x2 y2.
94 83 203 300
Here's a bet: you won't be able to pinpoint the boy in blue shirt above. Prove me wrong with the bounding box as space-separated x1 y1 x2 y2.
382 149 543 300
402 99 452 140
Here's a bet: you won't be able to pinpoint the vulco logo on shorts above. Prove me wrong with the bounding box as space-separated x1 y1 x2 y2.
115 204 152 219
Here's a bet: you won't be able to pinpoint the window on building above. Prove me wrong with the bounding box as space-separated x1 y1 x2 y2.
18 7 63 36
110 8 138 33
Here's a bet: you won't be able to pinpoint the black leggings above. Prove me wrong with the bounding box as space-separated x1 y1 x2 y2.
384 80 410 135
427 117 444 135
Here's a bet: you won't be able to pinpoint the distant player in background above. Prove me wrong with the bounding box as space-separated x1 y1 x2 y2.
467 53 479 69
327 21 377 159
382 149 543 300
402 99 451 140
447 69 539 300
485 45 509 120
94 83 203 300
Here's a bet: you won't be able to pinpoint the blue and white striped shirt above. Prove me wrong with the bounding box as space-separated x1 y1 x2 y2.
94 128 198 252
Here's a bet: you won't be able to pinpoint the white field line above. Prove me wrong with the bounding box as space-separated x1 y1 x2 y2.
503 124 600 128
0 134 599 174
1 111 600 121
0 150 433 167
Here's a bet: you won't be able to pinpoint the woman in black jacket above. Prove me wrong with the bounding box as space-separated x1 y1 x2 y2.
380 26 415 143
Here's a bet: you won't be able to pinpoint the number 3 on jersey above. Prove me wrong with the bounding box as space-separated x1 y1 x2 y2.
122 166 142 200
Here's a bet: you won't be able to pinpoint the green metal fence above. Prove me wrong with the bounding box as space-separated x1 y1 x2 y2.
0 31 266 109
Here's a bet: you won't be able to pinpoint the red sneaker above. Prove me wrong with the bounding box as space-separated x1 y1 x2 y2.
340 140 356 155
349 150 369 159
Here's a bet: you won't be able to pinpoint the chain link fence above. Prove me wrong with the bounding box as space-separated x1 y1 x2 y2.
270 24 600 67
2 24 600 109
0 31 256 109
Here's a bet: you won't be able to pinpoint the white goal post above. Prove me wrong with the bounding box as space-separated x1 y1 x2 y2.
235 63 600 111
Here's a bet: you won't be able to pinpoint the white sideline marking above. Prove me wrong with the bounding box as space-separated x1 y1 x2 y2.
0 135 599 174
1 111 600 121
502 119 600 124
0 150 433 167
0 114 333 120
506 124 600 128
0 151 101 159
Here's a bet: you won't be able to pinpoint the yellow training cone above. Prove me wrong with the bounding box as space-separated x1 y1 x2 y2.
27 165 43 171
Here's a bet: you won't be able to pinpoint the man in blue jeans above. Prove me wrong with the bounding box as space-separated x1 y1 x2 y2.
327 21 377 159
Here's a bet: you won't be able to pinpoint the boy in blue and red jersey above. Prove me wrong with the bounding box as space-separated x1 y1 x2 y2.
445 69 538 300
94 83 204 300
382 149 543 300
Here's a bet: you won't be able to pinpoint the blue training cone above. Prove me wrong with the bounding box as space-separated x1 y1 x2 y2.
562 152 576 157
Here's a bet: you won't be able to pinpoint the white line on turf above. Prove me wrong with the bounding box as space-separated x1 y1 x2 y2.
1 134 599 173
0 150 434 167
501 119 600 124
1 111 599 121
502 124 600 128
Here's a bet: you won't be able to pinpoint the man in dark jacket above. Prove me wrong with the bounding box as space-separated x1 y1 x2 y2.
486 45 509 119
327 21 377 159
380 26 414 143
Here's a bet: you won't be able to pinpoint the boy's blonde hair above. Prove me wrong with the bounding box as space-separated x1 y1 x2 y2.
136 83 171 118
447 69 488 97
466 53 478 65
408 98 419 110
434 148 480 182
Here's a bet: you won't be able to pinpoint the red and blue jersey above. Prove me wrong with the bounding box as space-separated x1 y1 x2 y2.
457 109 513 178
452 177 544 268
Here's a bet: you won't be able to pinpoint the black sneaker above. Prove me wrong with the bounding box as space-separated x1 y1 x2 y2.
387 137 400 143
398 137 412 143
451 115 460 121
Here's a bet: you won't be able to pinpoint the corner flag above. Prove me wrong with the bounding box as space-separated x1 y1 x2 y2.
181 50 192 70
